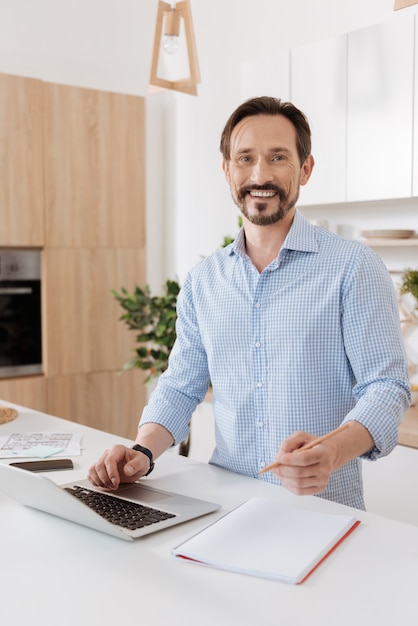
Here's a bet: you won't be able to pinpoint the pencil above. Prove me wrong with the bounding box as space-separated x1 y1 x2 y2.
258 423 350 475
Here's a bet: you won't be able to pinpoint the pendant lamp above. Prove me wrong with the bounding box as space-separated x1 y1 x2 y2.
149 0 201 95
394 0 418 9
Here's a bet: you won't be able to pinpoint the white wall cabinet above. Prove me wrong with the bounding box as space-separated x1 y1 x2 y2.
346 14 415 202
290 35 347 206
241 13 418 207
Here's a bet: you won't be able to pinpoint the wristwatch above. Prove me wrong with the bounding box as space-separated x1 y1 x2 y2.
132 443 155 476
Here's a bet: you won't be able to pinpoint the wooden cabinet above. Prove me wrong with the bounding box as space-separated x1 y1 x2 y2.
44 83 145 248
0 376 47 413
46 370 146 437
346 14 415 202
44 247 146 376
42 84 147 437
0 75 148 439
0 74 44 246
291 35 347 206
44 248 92 375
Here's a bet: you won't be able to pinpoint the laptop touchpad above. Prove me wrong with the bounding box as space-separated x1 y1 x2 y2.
116 482 175 504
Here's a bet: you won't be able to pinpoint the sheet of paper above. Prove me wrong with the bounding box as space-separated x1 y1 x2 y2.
0 432 82 458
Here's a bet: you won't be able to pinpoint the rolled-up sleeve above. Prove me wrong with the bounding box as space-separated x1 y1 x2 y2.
139 272 211 444
340 245 410 458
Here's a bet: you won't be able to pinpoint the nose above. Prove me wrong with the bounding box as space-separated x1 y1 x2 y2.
249 158 274 185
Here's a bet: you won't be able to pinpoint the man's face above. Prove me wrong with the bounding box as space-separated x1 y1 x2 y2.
222 114 313 226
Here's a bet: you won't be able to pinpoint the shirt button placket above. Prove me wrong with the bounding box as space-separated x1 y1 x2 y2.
253 294 267 473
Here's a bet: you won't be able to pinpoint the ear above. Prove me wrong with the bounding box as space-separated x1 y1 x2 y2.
222 159 231 184
300 155 314 186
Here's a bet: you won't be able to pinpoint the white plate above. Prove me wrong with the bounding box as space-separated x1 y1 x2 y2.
361 229 416 239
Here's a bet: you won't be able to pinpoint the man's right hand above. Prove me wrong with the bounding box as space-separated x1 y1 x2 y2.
88 445 151 490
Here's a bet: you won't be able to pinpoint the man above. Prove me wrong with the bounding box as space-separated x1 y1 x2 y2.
89 96 410 509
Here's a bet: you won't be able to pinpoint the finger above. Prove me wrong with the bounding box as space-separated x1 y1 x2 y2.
102 455 125 489
89 447 124 489
274 461 330 495
280 471 326 495
102 447 148 487
279 432 317 455
87 465 100 486
276 443 327 470
88 460 116 489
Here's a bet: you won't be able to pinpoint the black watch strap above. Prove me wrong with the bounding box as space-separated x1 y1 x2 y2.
132 444 155 476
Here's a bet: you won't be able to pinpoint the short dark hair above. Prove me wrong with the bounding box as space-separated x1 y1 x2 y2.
219 96 312 166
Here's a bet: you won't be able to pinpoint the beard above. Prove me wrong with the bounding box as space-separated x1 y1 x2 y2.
233 184 299 226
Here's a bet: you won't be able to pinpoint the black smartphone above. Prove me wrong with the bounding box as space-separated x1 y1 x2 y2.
9 458 74 472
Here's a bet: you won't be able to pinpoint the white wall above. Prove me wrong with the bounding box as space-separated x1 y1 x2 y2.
0 0 154 94
0 0 414 286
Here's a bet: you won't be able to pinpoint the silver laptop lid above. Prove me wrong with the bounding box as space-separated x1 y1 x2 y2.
0 463 221 541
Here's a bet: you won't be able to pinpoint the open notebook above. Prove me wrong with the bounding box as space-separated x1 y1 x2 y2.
172 496 360 584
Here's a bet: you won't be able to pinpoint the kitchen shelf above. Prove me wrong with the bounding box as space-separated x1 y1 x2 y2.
361 237 418 247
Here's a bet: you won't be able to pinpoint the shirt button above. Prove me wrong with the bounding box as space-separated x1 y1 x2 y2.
255 342 261 348
256 382 263 388
255 302 261 308
257 421 264 427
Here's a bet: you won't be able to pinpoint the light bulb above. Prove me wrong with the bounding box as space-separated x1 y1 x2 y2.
163 35 179 54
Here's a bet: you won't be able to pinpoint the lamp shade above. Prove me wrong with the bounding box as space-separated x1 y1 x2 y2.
394 0 418 9
150 0 201 95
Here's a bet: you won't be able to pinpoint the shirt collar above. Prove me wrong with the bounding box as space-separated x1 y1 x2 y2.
231 210 319 260
283 211 319 253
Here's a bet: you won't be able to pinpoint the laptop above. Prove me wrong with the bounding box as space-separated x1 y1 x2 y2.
0 462 221 541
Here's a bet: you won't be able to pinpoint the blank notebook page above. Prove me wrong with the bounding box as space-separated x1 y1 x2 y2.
172 496 359 584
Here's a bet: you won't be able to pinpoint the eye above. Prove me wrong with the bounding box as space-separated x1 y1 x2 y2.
272 154 285 162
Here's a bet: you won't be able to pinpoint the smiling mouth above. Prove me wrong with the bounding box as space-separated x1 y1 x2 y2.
248 190 277 198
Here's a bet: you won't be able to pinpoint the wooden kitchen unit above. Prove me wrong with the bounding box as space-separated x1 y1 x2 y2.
0 74 44 246
0 73 147 438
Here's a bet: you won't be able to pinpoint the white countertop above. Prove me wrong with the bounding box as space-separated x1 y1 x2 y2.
1 402 418 626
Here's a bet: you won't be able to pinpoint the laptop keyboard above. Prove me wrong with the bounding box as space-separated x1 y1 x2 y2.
65 485 176 530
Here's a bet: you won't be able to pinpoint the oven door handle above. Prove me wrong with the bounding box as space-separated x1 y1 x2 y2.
0 287 33 295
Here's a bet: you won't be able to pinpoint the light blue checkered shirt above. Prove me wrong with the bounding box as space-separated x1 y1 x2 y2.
140 211 410 509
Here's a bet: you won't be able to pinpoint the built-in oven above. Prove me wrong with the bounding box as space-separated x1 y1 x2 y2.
0 249 43 378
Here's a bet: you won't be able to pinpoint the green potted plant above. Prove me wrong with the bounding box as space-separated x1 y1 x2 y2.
399 268 418 313
399 268 418 404
112 279 180 383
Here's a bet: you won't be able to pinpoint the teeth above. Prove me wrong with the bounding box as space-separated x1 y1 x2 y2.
249 191 276 198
